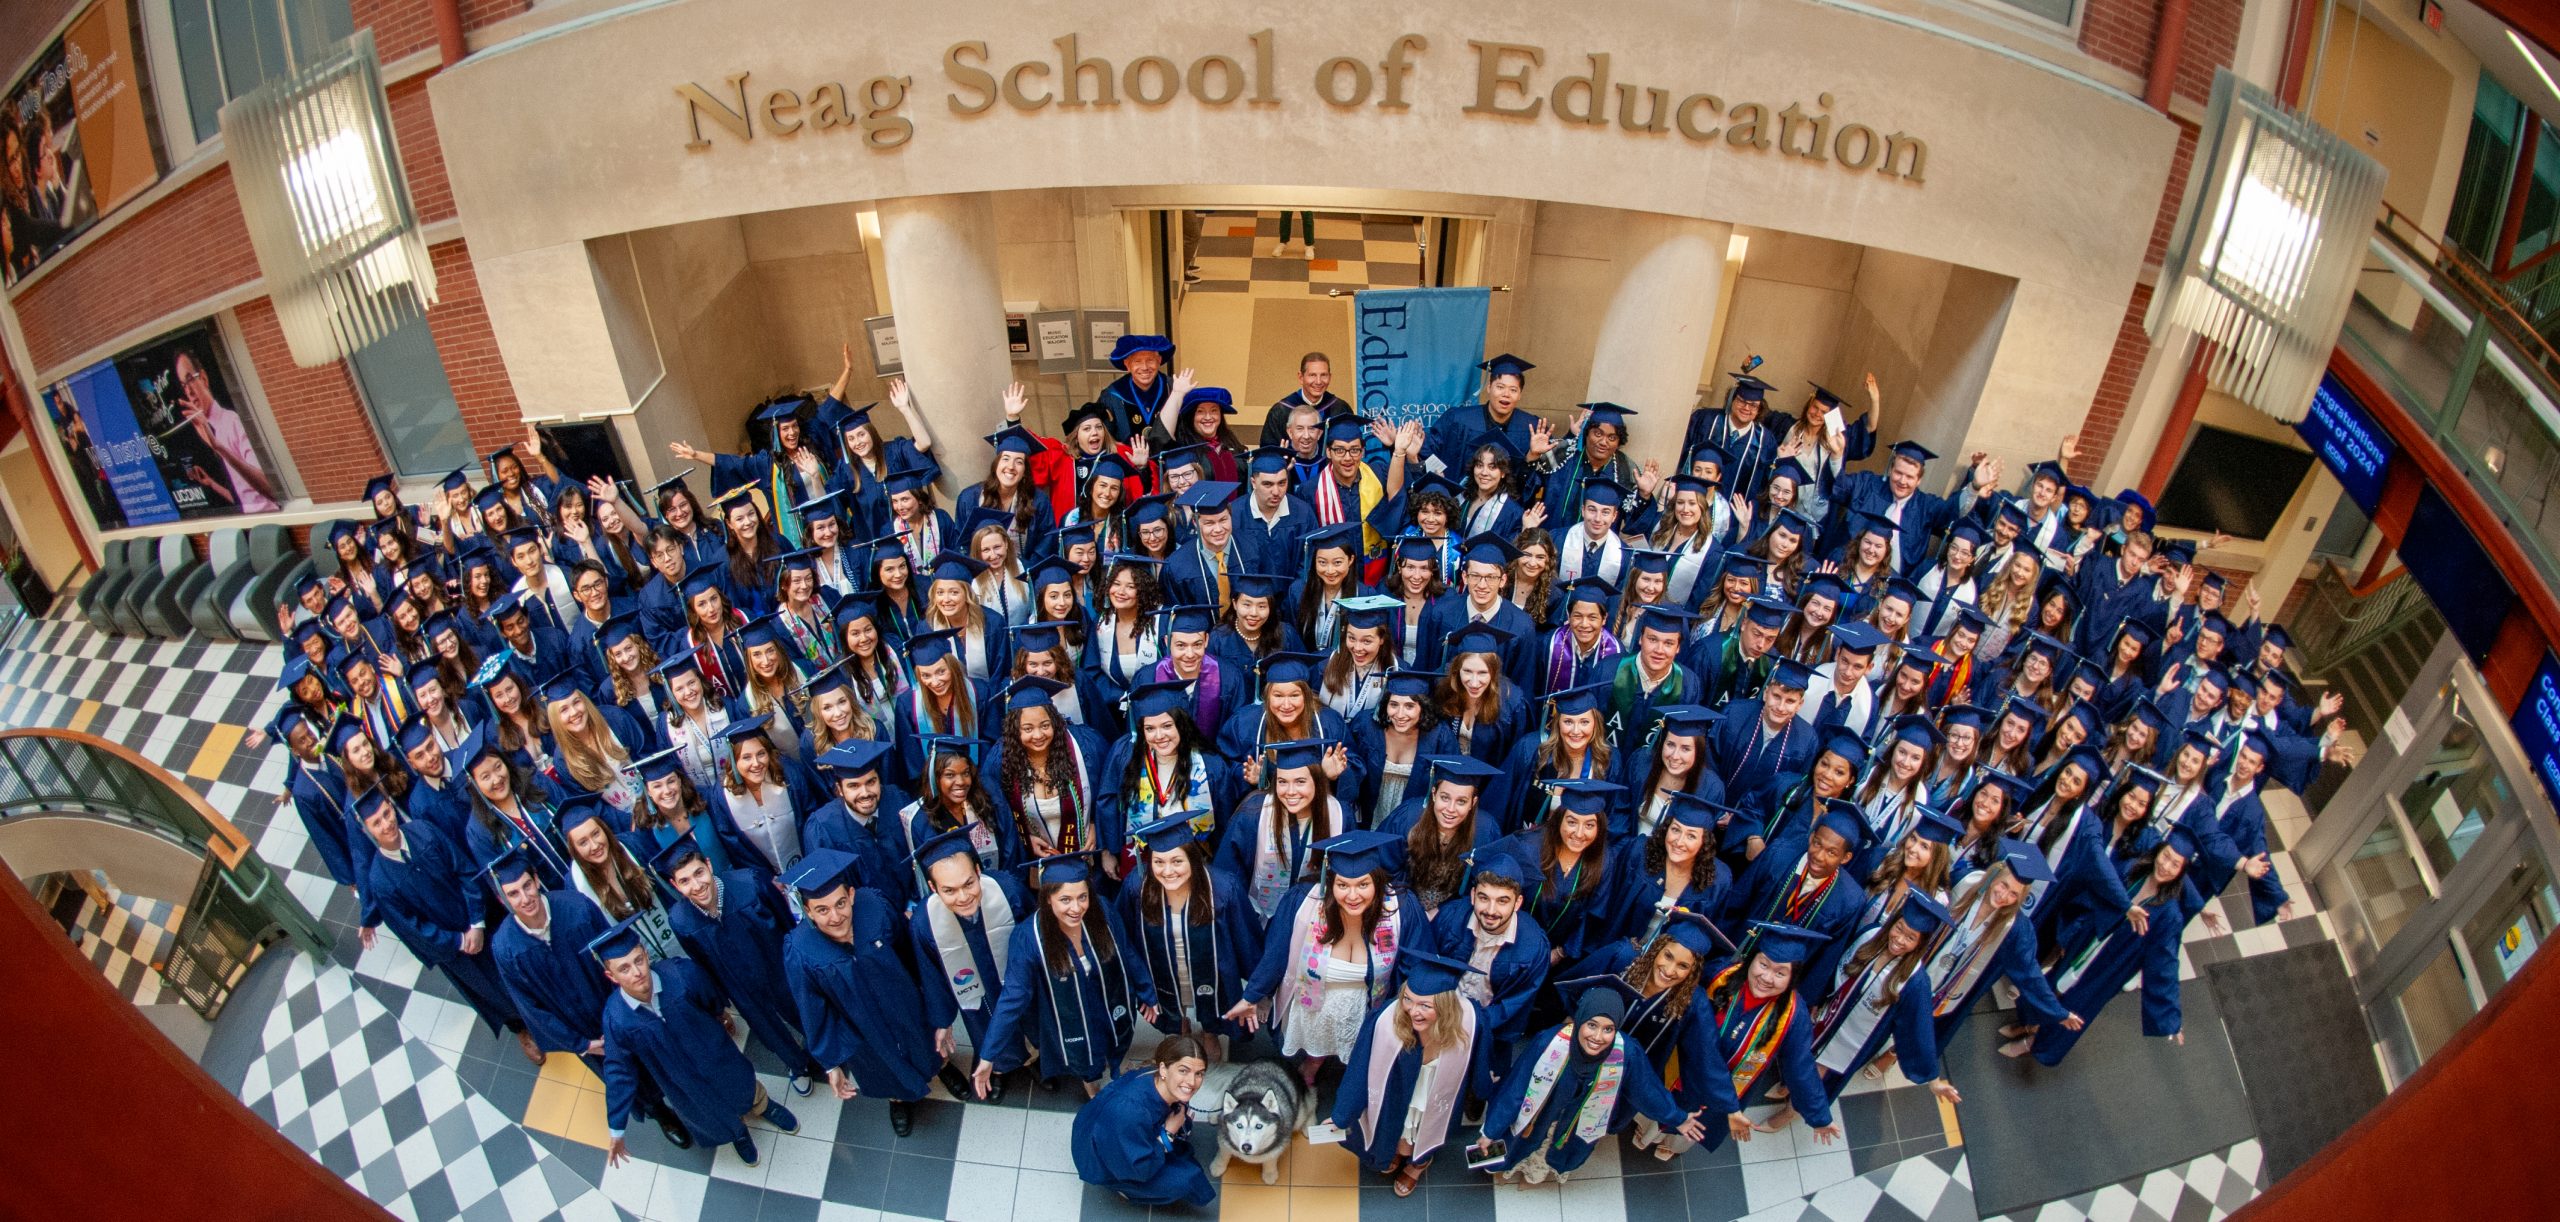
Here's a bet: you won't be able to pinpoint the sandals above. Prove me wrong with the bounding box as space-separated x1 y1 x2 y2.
1393 1164 1425 1196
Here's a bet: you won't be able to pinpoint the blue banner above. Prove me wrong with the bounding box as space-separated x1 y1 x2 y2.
45 358 179 528
1351 287 1490 433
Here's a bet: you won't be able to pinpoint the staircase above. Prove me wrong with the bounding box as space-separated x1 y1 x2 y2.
2288 561 2444 741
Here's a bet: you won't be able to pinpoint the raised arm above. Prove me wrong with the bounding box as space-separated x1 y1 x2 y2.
886 376 937 454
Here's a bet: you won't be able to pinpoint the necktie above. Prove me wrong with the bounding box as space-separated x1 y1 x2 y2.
1815 691 1840 726
1212 551 1229 609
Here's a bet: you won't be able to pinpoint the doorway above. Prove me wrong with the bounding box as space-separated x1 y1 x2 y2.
1160 208 1435 433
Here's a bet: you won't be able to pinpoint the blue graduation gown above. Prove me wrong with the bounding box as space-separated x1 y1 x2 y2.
1207 624 1305 693
1683 629 1775 708
1096 740 1239 859
286 757 373 917
364 821 520 1034
669 869 825 1078
1214 703 1366 812
1805 940 1942 1101
400 774 478 850
1926 904 2070 1054
1423 402 1536 479
1699 956 1831 1123
2212 781 2290 924
1344 720 1463 826
491 890 615 1056
1716 834 1868 996
1600 655 1703 754
1603 842 1732 947
601 958 762 1144
1235 499 1315 575
906 872 1032 1052
1117 867 1263 1037
1705 701 1819 818
799 793 919 910
1561 939 1739 1126
1213 795 1339 920
1374 795 1502 892
1500 833 1615 966
1415 592 1539 685
1426 899 1550 1044
1329 995 1495 1171
1243 882 1435 1004
466 798 578 893
785 890 943 1101
1823 474 1960 577
981 903 1158 1082
2033 874 2205 1065
1476 1025 1688 1173
1070 1069 1218 1207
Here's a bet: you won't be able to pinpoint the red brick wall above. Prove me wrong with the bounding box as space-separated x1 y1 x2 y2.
2072 281 2156 482
13 167 260 373
351 0 532 63
233 298 388 503
0 0 80 92
389 77 455 225
424 238 523 451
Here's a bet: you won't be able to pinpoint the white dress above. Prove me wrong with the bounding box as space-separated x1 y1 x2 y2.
1280 952 1375 1061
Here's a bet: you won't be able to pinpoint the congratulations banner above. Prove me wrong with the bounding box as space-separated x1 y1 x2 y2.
1350 286 1490 433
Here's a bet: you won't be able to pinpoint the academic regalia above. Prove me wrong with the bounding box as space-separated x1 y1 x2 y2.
1475 1022 1688 1175
1207 624 1306 692
1330 990 1494 1174
1601 655 1702 754
401 773 478 850
905 867 1032 1054
1415 593 1539 682
784 888 943 1101
600 957 763 1145
363 820 520 1034
666 868 826 1079
1698 955 1831 1124
799 794 918 908
986 724 1113 855
981 896 1157 1083
1923 893 2069 1054
1345 718 1464 825
1212 794 1345 921
2033 867 2206 1065
1604 844 1732 949
1117 866 1262 1038
1717 834 1868 995
1559 940 1739 1126
2210 776 2289 925
1504 834 1616 967
491 889 615 1057
1070 1068 1219 1207
1705 699 1817 817
1429 899 1552 1045
284 754 371 906
1803 928 1943 1102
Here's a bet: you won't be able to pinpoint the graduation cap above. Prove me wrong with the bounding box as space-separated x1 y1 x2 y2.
1749 921 1828 966
1322 415 1368 446
1812 798 1871 850
1086 452 1138 484
1174 481 1240 512
629 746 687 783
1563 576 1617 608
1126 493 1175 528
816 738 893 778
473 484 510 512
1127 677 1195 723
1010 619 1079 656
2158 538 2197 566
1830 621 1888 656
1912 807 1967 846
926 552 989 586
1157 444 1210 475
1478 353 1535 380
781 847 862 897
555 796 612 838
648 838 710 881
1743 596 1795 631
440 468 473 493
1545 778 1626 816
539 673 590 707
1768 457 1815 490
585 917 647 966
985 425 1041 457
1653 705 1718 740
484 847 537 891
1242 445 1294 477
1939 703 1995 734
1443 622 1515 660
1400 948 1489 995
1544 681 1608 718
680 561 728 600
1633 604 1695 640
1580 478 1630 510
2238 729 2276 759
1423 754 1501 791
907 628 963 668
1334 594 1404 630
1718 554 1768 582
653 648 704 681
2114 488 2155 521
2160 823 2201 863
1667 473 1717 501
1888 440 1939 467
2055 700 2104 740
1107 334 1174 368
1303 524 1364 558
1995 499 2033 532
327 717 370 755
1264 737 1339 773
795 661 854 702
1899 891 1953 937
793 488 849 521
1628 549 1675 577
1577 402 1638 435
1818 726 1870 772
1664 907 1736 956
1846 511 1897 543
1999 696 2050 731
1260 651 1326 688
2262 624 2295 651
1029 849 1105 887
395 716 439 756
1164 604 1217 635
1662 790 1734 835
738 613 786 652
1316 829 1401 878
1230 571 1287 602
1128 814 1205 855
1730 373 1773 403
1391 534 1442 567
1767 657 1817 691
1004 675 1070 712
912 827 982 873
1996 836 2058 884
1685 445 1730 475
1459 843 1534 889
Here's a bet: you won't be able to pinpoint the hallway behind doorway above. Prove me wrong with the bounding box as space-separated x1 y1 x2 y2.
1174 210 1425 409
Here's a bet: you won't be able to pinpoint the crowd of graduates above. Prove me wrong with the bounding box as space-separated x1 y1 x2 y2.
260 333 2358 1203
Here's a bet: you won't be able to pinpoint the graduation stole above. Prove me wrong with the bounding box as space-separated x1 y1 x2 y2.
1008 738 1093 852
1545 627 1621 697
1711 962 1798 1099
1291 887 1402 1013
1359 998 1475 1154
1134 748 1214 836
1610 658 1683 740
1034 916 1136 1067
1143 877 1226 1012
926 886 1015 1011
1515 1027 1628 1149
1809 935 1894 1051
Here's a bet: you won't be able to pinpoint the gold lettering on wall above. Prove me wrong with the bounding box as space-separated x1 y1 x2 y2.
672 31 1931 188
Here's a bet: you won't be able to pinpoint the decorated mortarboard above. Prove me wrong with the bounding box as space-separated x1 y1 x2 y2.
1743 596 1795 631
781 848 863 896
912 827 982 872
1545 778 1626 816
1173 480 1240 512
1898 891 1953 937
1767 657 1817 691
1564 576 1618 608
1316 829 1401 878
1003 675 1070 712
585 917 647 965
1478 353 1536 380
906 628 963 668
1813 798 1872 849
1750 921 1828 966
1400 948 1489 995
629 747 687 783
1818 726 1871 770
1127 677 1195 723
1997 835 2058 883
1129 814 1205 854
1543 681 1608 717
1030 849 1106 886
1107 333 1174 368
816 738 893 777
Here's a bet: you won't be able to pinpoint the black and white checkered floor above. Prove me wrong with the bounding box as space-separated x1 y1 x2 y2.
0 608 2308 1222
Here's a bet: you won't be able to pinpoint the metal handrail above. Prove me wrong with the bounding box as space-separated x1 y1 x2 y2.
2290 561 2433 674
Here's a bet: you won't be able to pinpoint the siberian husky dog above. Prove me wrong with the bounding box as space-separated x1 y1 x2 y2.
1206 1058 1313 1184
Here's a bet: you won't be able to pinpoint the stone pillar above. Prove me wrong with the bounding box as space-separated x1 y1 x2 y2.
877 192 1013 489
1578 213 1735 474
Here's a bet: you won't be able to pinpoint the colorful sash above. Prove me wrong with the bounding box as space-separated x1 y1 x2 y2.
1711 963 1798 1098
1514 1028 1627 1148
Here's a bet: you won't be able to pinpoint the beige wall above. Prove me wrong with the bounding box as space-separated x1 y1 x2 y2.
433 0 2176 486
2305 6 2478 243
0 438 78 586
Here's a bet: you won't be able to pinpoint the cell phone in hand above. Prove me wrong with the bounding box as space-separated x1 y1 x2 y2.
1465 1139 1509 1170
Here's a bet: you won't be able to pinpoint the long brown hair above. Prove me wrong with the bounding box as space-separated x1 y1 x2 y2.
1625 934 1704 1021
1402 781 1476 904
1036 876 1120 977
1319 867 1390 946
1139 842 1217 926
1838 917 1931 1011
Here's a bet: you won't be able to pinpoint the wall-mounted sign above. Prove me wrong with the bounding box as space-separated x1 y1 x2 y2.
1028 308 1082 374
2509 653 2560 821
1082 309 1129 374
2295 371 2395 515
674 33 1929 187
863 314 902 376
40 321 283 526
1 0 164 285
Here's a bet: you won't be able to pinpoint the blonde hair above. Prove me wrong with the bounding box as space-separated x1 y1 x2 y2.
548 692 632 792
1392 985 1468 1060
